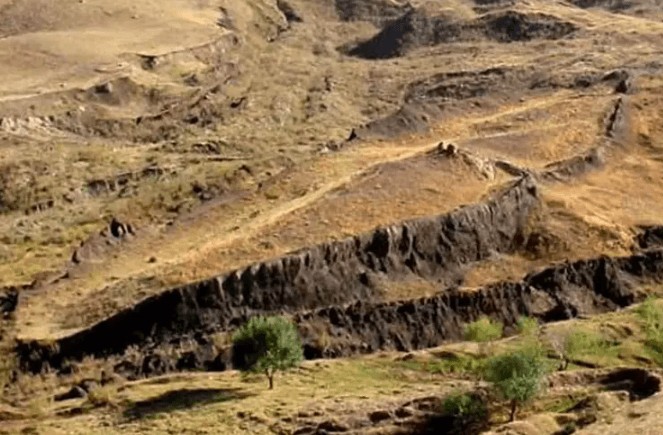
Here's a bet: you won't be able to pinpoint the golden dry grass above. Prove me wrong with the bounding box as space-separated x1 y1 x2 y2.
3 0 663 432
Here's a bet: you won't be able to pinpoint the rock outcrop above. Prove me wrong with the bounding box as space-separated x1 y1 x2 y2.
297 251 660 358
18 177 539 372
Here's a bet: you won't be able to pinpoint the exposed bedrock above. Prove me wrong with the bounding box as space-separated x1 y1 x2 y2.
636 226 663 250
17 177 539 372
297 250 663 358
97 249 663 379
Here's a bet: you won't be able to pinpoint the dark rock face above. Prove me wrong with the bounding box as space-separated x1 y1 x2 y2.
598 368 661 400
0 287 19 318
478 11 577 43
636 226 663 249
276 0 303 24
605 97 628 139
39 248 663 380
297 251 662 357
570 0 632 11
539 147 604 182
334 0 412 27
347 8 464 59
17 177 539 373
347 8 577 59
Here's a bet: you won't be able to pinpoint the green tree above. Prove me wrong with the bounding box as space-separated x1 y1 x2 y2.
464 317 503 356
484 347 549 422
232 316 303 389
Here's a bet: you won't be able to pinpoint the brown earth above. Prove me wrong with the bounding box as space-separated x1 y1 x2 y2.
2 0 663 433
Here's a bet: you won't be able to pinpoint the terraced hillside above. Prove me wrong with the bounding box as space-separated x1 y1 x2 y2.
2 0 663 433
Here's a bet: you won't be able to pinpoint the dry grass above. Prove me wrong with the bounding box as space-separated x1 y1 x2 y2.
6 300 663 434
4 0 662 340
3 1 663 433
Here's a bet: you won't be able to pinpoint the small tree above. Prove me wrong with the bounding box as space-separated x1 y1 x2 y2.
484 347 549 422
232 316 303 389
464 317 503 356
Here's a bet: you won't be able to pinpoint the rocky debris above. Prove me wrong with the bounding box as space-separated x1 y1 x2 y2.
0 287 19 318
18 177 539 373
636 226 663 249
347 8 577 59
288 393 474 435
605 97 628 140
334 0 413 27
54 379 100 402
436 141 458 157
86 165 175 197
70 217 136 265
277 0 303 24
53 370 118 402
316 419 350 433
570 0 633 11
434 142 529 179
368 410 393 423
539 147 604 182
478 11 577 43
597 368 661 400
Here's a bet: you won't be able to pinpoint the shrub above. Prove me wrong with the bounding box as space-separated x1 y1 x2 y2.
567 331 614 363
516 316 540 337
232 316 304 389
442 391 490 434
484 347 549 422
636 297 663 333
464 317 503 356
87 384 119 408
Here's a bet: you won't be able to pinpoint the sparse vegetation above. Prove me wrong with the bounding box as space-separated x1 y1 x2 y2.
464 317 503 356
636 297 663 367
484 346 550 422
3 0 663 433
547 329 615 371
441 391 490 434
232 316 304 390
516 316 540 337
398 353 484 377
637 297 663 332
87 384 120 408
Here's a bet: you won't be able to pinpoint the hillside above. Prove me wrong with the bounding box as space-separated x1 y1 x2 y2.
2 0 663 433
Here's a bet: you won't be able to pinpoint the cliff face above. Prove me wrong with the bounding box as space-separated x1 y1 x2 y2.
18 177 539 372
298 251 662 358
93 249 663 379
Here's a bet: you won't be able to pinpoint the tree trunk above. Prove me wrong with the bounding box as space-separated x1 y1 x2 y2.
267 370 274 390
509 400 518 422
